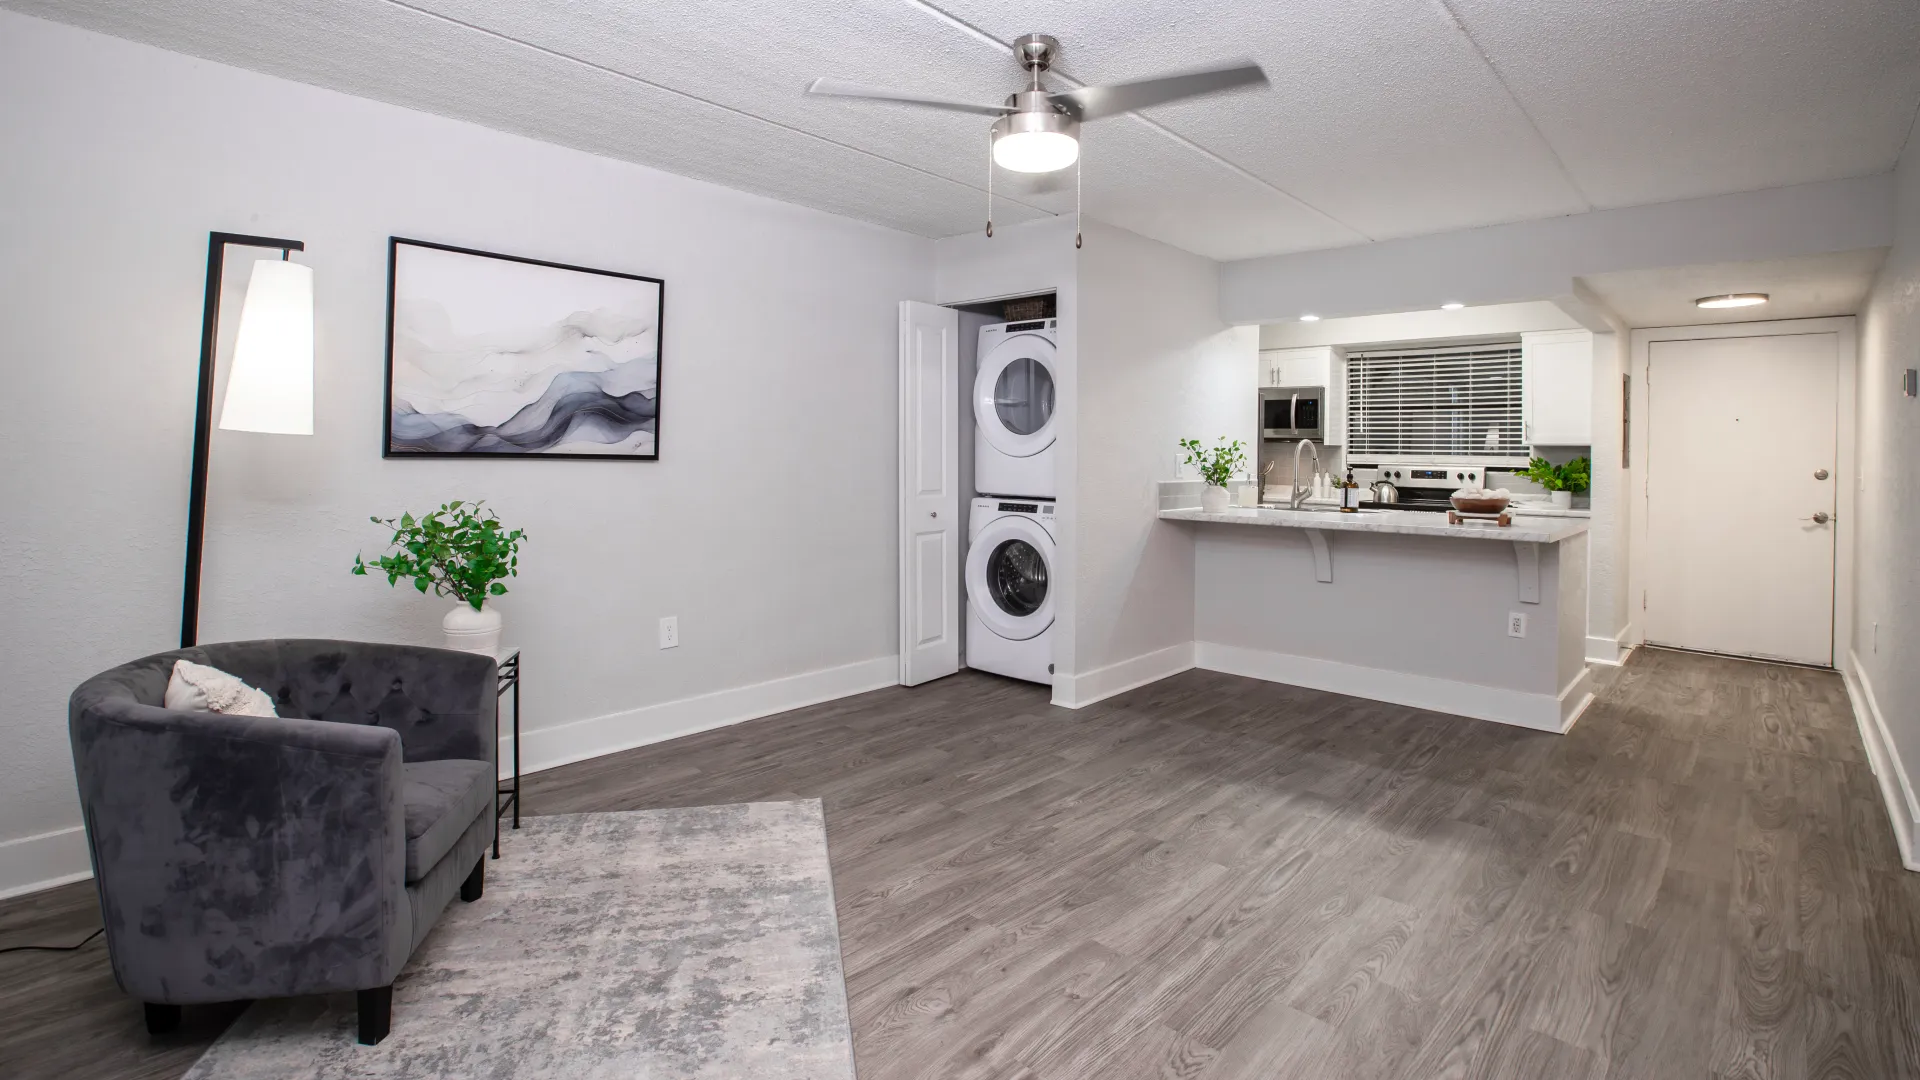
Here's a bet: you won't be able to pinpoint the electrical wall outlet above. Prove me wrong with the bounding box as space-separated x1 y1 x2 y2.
659 615 679 649
1507 612 1528 638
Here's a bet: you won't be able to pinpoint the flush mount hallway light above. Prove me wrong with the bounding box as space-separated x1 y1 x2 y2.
807 35 1267 243
1695 293 1769 309
1441 302 1465 310
1300 314 1321 322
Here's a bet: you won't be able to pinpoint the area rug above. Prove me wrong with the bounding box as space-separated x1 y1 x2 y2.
183 801 857 1080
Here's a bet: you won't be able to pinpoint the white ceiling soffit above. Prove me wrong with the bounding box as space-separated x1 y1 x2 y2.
1577 248 1890 329
9 0 1920 261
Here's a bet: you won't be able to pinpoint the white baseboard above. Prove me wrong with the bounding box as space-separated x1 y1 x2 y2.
0 825 92 901
501 655 898 778
1585 628 1636 666
1559 666 1597 731
1051 642 1195 709
1195 642 1579 733
1843 653 1920 871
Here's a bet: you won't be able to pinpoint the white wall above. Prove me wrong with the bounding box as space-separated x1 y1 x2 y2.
1852 138 1920 867
0 13 933 896
1585 331 1633 663
1221 174 1896 324
1064 220 1255 704
1258 301 1581 349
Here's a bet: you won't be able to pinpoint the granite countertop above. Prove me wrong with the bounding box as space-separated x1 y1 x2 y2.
1288 496 1591 519
1160 505 1591 544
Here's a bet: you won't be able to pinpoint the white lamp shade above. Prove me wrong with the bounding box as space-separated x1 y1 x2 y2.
219 259 313 435
993 129 1079 173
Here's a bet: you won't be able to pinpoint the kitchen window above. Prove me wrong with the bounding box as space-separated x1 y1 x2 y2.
1346 343 1528 461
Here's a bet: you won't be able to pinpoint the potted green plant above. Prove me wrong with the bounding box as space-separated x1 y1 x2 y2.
1519 456 1591 510
1179 437 1247 512
352 500 527 655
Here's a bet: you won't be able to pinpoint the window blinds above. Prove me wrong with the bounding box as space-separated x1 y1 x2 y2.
1346 343 1527 460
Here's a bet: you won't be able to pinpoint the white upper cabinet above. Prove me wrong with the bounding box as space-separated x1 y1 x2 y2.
1260 346 1346 446
1523 330 1593 446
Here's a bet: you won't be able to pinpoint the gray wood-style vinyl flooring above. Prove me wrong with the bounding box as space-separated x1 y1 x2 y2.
4 646 1918 1079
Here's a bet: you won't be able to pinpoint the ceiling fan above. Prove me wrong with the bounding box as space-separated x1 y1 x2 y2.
807 34 1267 175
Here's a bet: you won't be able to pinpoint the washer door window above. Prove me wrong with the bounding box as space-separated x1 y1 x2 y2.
975 334 1058 459
967 515 1055 641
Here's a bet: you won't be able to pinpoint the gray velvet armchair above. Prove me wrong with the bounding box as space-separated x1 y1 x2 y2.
68 639 499 1045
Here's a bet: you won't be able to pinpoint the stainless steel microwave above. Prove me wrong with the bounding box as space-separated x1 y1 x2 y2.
1260 385 1325 440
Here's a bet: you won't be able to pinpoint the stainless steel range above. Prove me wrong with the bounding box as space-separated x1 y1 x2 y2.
1349 461 1492 513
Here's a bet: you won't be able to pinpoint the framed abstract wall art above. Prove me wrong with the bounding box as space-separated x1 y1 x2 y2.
384 238 664 459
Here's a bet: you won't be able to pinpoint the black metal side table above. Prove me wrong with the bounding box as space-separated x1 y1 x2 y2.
493 647 520 859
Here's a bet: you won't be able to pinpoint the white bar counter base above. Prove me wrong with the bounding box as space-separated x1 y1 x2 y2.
1161 499 1595 734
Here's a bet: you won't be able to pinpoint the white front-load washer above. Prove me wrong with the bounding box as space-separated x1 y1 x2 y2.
974 319 1057 499
965 497 1056 685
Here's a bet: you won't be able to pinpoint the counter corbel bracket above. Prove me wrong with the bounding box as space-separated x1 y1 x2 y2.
1513 541 1541 604
1305 528 1332 583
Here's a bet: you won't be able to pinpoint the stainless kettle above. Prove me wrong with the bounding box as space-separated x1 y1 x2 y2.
1369 480 1399 505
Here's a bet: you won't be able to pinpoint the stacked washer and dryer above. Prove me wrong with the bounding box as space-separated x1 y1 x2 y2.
966 319 1058 685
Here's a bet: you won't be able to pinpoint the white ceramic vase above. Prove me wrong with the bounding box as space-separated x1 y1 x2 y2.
1550 490 1574 509
443 601 502 656
1201 484 1231 513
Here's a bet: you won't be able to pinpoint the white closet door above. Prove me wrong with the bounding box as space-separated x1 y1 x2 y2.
898 301 960 686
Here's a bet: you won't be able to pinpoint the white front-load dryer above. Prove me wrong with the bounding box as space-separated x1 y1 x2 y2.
965 497 1056 685
974 319 1057 499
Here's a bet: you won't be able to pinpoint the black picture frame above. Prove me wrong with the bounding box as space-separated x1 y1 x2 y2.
383 236 665 460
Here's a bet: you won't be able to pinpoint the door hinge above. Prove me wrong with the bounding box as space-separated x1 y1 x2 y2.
1642 590 1647 611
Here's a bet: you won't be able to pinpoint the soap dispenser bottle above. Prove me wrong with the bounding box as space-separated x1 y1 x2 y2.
1340 468 1359 511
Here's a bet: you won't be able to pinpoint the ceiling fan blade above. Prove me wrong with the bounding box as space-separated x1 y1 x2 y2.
1050 62 1268 121
806 78 1014 117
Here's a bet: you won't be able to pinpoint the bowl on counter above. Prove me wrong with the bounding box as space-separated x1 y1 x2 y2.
1449 493 1511 515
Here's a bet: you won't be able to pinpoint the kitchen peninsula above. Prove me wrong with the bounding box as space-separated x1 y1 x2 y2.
1161 503 1594 733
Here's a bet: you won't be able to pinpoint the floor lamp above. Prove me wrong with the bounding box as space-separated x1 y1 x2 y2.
182 232 313 648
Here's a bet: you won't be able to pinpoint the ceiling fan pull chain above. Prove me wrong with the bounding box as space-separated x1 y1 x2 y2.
1075 151 1083 249
986 129 994 237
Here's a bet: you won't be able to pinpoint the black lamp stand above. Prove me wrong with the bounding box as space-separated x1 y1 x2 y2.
181 232 305 649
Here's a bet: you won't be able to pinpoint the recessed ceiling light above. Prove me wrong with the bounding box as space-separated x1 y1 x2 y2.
1695 293 1769 309
1299 314 1320 322
1441 302 1465 310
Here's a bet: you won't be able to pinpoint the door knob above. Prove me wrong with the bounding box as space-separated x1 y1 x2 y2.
1811 511 1830 524
1814 469 1829 480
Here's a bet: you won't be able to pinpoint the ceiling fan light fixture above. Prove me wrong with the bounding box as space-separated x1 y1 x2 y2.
992 105 1080 173
1695 293 1769 309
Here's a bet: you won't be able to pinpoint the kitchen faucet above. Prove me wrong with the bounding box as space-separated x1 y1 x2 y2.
1289 439 1320 510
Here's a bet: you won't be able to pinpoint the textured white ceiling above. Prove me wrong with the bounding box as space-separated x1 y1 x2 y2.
9 0 1920 260
1578 248 1889 329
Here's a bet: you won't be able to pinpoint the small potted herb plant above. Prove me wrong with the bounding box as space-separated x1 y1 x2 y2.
352 500 527 655
1519 456 1591 510
1179 437 1247 513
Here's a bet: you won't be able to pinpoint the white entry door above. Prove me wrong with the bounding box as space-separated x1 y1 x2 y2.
898 301 960 686
1645 333 1838 665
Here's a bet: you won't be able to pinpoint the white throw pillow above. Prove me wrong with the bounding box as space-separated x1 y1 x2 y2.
165 659 278 718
